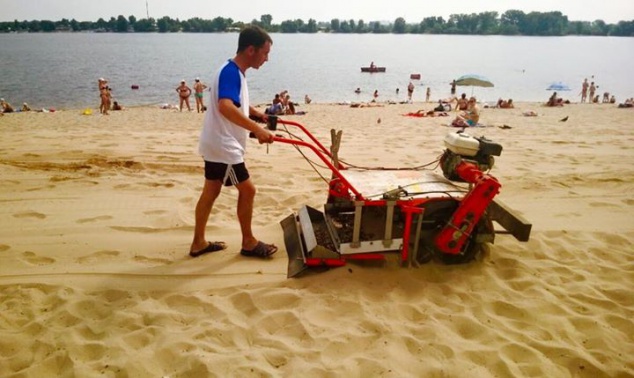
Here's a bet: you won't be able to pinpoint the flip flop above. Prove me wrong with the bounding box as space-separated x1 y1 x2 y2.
189 241 227 258
240 241 278 258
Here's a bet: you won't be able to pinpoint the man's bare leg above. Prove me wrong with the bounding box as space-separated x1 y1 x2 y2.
190 179 222 253
235 178 258 250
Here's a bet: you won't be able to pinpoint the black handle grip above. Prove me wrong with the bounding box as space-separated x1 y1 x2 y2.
249 115 278 138
267 115 277 131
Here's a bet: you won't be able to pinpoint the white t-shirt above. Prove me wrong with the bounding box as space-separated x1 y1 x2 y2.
198 60 250 164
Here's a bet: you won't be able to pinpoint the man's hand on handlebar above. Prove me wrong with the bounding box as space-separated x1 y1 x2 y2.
253 127 275 144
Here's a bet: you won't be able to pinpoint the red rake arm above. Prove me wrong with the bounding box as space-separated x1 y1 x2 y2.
434 161 501 255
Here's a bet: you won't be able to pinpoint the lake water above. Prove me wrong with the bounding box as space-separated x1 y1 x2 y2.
0 33 633 109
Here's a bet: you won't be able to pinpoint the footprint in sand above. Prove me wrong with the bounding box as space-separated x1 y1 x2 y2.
76 215 113 224
0 244 10 252
110 226 166 233
27 185 56 192
143 210 168 215
78 180 99 186
157 155 179 162
76 250 120 264
142 182 175 188
133 255 172 266
21 251 55 265
589 201 618 208
49 175 74 183
13 211 46 219
554 212 581 218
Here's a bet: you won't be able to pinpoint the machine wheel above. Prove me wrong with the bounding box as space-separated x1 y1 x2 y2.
417 200 493 265
437 226 483 265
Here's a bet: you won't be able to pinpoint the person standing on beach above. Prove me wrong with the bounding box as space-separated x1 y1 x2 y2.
98 78 109 115
407 82 415 103
190 25 277 259
581 78 589 103
193 78 207 113
426 87 431 102
176 80 192 111
589 82 597 104
450 80 456 95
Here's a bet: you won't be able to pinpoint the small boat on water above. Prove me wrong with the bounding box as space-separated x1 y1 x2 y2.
361 67 386 73
410 74 421 80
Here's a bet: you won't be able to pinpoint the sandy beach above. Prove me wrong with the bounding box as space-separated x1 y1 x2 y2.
1 101 633 377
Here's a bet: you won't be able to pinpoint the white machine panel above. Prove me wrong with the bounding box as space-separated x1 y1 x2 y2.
341 170 464 199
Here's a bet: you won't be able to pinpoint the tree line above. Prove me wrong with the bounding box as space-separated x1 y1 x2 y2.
1 11 633 36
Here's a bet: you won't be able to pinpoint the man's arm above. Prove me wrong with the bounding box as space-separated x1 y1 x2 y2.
249 105 268 122
218 99 273 144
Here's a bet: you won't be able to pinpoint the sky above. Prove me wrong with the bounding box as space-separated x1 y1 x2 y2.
1 0 633 24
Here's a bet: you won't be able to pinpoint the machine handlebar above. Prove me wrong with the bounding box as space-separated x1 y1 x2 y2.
248 116 363 200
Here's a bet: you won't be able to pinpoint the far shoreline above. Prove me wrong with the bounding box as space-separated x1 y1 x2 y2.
2 100 627 115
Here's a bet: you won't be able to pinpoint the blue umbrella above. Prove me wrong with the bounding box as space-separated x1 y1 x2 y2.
546 82 571 91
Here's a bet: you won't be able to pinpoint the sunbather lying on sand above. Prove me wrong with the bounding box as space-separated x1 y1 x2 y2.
350 102 384 108
404 110 448 117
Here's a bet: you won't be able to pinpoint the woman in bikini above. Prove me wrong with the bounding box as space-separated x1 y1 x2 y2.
452 97 480 127
98 78 109 115
176 80 192 112
193 78 207 113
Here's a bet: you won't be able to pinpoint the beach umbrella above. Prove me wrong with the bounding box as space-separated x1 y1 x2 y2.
454 74 494 96
455 74 494 88
546 82 571 91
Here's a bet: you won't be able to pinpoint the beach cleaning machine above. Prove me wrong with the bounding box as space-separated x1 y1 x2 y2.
264 117 531 278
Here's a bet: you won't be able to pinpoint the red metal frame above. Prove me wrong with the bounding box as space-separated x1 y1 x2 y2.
271 119 500 265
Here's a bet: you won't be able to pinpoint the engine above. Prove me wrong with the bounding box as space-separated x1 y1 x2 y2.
440 132 503 182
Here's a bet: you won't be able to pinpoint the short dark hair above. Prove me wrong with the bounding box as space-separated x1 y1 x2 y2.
237 25 272 53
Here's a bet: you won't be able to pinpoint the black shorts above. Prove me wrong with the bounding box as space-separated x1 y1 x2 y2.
204 161 250 186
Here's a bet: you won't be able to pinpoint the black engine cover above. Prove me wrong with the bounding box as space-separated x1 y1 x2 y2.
477 137 502 156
